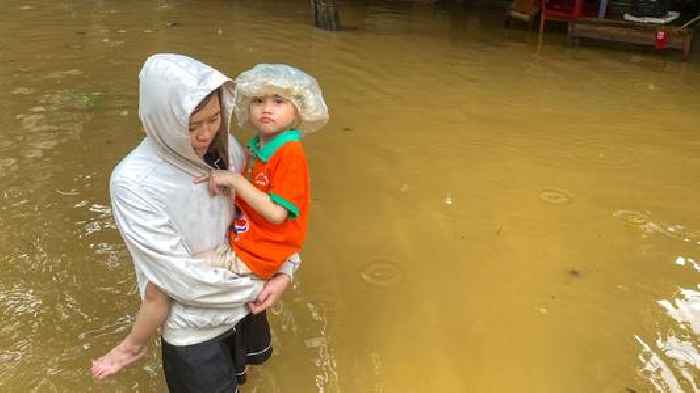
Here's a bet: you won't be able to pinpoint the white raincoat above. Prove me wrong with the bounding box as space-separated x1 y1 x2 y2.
110 54 298 346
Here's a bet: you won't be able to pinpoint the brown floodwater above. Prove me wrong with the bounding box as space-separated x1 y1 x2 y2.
1 0 700 392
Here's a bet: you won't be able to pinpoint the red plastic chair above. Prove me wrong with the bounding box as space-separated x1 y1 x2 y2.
539 0 589 32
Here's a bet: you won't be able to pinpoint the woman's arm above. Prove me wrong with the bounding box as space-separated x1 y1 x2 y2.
111 180 262 308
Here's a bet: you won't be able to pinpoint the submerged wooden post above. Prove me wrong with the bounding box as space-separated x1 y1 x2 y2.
311 0 341 31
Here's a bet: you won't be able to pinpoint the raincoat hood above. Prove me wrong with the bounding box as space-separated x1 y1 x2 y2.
139 53 236 175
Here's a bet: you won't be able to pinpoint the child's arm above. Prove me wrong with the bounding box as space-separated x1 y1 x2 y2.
194 171 288 224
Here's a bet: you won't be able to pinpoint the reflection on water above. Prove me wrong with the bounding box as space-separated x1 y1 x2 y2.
1 0 700 392
614 209 700 246
637 283 700 392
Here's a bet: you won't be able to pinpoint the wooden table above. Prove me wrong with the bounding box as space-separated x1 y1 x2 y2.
568 17 695 60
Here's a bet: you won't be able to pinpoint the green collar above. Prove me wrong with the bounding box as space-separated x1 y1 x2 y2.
247 130 302 162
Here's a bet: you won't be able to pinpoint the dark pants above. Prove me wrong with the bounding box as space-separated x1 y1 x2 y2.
162 311 272 393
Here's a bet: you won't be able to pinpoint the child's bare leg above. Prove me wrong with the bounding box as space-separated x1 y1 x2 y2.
91 282 171 379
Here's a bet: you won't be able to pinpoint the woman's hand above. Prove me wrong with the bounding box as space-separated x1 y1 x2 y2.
193 170 240 196
247 273 290 314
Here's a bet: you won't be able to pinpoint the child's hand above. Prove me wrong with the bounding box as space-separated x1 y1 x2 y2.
193 170 238 196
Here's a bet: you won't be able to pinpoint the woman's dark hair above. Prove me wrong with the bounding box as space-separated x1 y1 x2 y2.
192 87 222 115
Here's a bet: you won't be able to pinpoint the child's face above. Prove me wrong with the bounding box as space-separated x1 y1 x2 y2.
249 95 298 138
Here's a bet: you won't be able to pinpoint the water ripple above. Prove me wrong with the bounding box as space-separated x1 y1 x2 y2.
539 187 574 205
360 259 403 288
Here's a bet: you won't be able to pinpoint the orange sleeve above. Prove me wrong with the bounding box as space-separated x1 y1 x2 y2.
269 143 309 219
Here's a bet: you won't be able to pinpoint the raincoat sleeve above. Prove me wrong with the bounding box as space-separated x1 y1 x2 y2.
277 253 301 280
111 180 260 309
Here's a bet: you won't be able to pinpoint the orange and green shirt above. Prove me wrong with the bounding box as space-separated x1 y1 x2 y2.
229 130 310 279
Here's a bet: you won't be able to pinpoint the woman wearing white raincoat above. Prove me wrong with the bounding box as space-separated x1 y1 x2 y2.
108 54 298 392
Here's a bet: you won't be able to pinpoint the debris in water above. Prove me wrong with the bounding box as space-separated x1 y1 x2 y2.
568 269 581 278
444 194 453 205
675 256 686 266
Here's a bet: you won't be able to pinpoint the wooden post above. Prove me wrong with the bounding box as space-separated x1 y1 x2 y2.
311 0 341 31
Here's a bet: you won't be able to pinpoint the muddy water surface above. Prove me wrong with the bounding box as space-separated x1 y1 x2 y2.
1 1 700 392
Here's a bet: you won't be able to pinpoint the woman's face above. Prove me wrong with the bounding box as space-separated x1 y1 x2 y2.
189 94 222 157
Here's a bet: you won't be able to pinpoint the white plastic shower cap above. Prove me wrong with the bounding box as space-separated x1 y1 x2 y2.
234 64 329 134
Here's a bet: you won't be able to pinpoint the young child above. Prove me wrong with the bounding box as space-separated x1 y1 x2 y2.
91 64 328 379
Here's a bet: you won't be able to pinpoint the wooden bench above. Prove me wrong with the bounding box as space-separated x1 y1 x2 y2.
568 17 697 60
